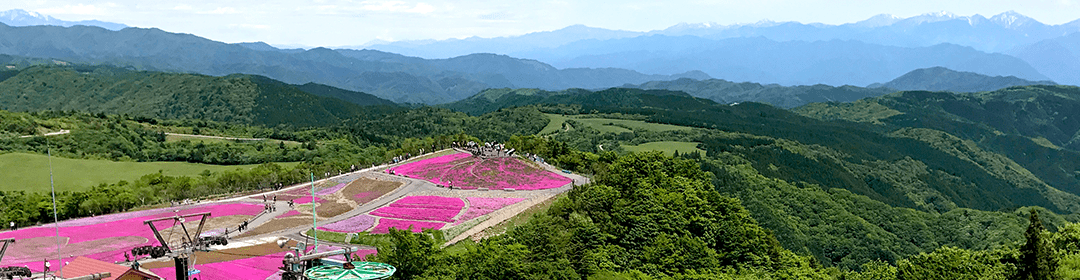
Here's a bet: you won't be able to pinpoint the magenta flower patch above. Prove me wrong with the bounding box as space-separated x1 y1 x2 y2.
318 214 377 233
278 210 304 218
0 203 263 272
369 218 445 234
370 206 460 222
453 197 526 225
392 152 572 190
390 196 465 210
292 196 323 204
315 183 348 196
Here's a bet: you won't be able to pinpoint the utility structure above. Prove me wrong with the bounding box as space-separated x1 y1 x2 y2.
0 238 32 279
131 212 227 280
276 238 394 280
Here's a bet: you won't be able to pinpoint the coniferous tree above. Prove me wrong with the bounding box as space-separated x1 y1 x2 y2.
1019 209 1058 280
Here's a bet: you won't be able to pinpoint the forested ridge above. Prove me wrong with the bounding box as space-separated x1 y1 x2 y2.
0 65 401 127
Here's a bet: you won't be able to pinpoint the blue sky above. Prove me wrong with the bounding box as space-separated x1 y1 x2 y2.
2 0 1078 47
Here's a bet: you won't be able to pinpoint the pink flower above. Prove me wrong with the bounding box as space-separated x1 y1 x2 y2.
369 218 445 234
453 197 526 225
318 214 377 233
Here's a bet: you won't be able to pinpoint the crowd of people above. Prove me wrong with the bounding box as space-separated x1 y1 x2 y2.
458 141 515 159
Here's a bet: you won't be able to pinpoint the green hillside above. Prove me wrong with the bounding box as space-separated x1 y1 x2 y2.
443 87 718 115
442 85 1080 268
0 152 299 192
0 65 399 127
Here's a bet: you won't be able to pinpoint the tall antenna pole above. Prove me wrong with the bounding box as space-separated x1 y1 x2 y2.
46 132 63 277
311 172 317 253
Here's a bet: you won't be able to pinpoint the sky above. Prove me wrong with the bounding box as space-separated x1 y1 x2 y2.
2 0 1079 47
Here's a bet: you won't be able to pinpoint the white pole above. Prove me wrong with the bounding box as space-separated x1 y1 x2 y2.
47 133 63 277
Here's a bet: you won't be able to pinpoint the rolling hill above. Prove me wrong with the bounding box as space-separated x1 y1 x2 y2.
869 66 1056 92
0 65 399 127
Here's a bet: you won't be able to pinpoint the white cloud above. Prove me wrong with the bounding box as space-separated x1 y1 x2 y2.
199 7 239 15
173 5 193 11
357 1 435 14
36 4 108 15
230 23 270 29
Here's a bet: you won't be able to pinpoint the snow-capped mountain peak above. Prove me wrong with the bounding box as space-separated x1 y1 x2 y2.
0 9 127 30
990 10 1040 29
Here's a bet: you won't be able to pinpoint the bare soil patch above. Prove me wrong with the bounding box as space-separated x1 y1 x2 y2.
316 200 353 218
342 178 401 204
237 217 315 238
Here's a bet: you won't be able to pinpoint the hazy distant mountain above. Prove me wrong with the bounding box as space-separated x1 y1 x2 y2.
357 25 643 59
625 78 894 108
1009 32 1080 86
0 23 699 104
0 9 127 31
366 11 1080 58
530 36 1048 86
871 67 1056 92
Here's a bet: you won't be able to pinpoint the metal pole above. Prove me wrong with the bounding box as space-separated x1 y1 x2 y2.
47 134 63 277
311 172 317 253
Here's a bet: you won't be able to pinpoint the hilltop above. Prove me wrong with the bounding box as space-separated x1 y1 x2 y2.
0 65 399 127
870 66 1056 92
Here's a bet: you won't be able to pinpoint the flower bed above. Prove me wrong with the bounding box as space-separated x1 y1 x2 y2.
370 206 460 222
292 196 323 204
369 196 465 222
315 183 348 196
369 218 445 234
392 153 572 190
452 197 526 225
0 203 263 272
390 196 465 210
278 210 303 218
318 214 377 233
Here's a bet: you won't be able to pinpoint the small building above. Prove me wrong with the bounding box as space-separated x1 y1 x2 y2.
61 256 161 280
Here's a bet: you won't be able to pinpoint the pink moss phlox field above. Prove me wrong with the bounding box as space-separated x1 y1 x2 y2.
0 203 263 272
292 196 323 204
369 218 444 234
393 152 571 190
151 251 289 280
453 197 526 225
278 210 303 218
390 196 465 210
370 206 460 222
315 183 348 196
318 214 377 233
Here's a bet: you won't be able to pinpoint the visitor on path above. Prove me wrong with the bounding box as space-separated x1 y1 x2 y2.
9 221 14 231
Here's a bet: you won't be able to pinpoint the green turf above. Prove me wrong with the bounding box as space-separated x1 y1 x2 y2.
538 114 570 135
0 152 300 192
541 114 692 135
622 141 705 156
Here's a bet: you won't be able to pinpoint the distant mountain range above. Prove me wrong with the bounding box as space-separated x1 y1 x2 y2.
0 9 1076 104
618 67 1053 108
0 9 127 31
366 11 1080 57
0 23 703 104
364 11 1080 86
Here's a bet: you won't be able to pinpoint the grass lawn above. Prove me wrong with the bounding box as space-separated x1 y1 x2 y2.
541 114 692 135
538 114 570 135
622 141 705 156
0 152 300 192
